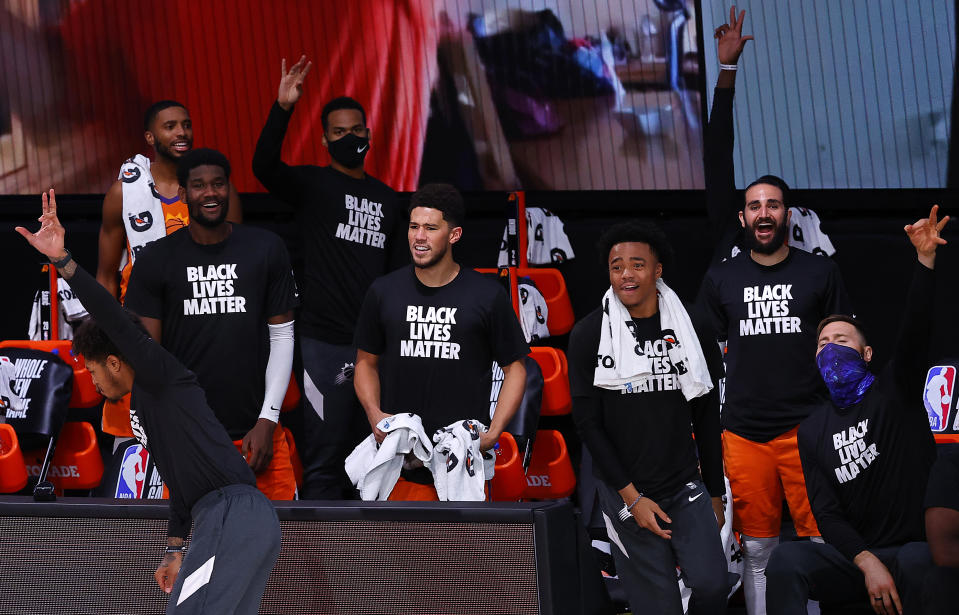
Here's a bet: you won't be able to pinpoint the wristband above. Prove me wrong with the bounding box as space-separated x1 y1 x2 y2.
164 545 186 555
618 493 644 522
50 250 72 269
719 63 738 71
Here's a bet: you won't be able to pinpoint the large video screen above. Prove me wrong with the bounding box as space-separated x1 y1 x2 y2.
0 0 705 194
702 0 955 189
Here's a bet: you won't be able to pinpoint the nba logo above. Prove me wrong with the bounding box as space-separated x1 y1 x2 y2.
115 444 150 498
923 366 955 432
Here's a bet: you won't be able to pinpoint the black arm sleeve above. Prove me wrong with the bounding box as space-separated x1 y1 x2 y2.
704 87 741 260
251 102 310 205
799 428 869 560
691 317 725 497
890 262 936 398
568 319 633 491
66 264 180 393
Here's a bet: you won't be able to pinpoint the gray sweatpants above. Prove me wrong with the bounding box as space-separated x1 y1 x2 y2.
168 484 281 615
598 479 728 615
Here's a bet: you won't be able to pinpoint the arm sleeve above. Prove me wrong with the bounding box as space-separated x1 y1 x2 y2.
251 102 310 205
123 247 164 319
353 285 386 355
691 316 725 497
798 428 869 560
490 287 531 366
168 492 192 540
66 264 182 392
890 262 936 397
259 320 294 423
568 319 633 491
704 87 741 259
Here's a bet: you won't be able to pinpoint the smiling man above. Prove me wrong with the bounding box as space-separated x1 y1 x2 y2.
96 100 243 443
17 190 280 614
253 57 407 500
124 148 298 501
352 183 528 500
697 174 853 608
569 221 727 614
765 206 946 615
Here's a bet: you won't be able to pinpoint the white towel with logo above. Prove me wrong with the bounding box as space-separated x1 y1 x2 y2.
430 419 495 502
594 279 712 401
518 281 550 342
345 413 433 501
28 277 89 340
497 207 575 266
118 154 166 271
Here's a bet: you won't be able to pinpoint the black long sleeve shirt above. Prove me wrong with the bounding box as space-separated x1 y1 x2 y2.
568 307 725 500
704 86 743 263
68 264 256 538
252 102 405 344
798 262 937 560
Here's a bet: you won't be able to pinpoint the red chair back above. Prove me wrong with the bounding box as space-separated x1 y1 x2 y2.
0 340 102 408
0 424 28 493
522 429 576 499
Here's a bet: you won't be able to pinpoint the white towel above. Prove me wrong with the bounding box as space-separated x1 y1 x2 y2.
497 207 575 266
28 278 89 341
518 281 550 342
430 419 495 502
593 279 712 401
118 154 167 271
344 413 432 501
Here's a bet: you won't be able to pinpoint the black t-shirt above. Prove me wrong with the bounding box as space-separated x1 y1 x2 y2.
68 264 256 538
798 263 937 560
925 446 959 512
125 225 298 437
354 266 530 435
252 102 406 344
698 247 852 441
568 306 725 500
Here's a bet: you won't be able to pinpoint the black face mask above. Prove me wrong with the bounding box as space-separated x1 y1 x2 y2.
327 133 370 169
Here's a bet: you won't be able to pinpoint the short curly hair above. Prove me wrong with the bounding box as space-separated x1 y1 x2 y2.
597 220 674 269
408 183 465 228
72 310 151 364
176 148 231 187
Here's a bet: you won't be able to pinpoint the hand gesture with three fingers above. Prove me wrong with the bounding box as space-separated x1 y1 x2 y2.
15 189 67 261
905 204 948 269
714 5 754 66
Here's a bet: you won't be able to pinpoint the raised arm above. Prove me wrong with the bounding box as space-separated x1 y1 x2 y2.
17 190 176 390
705 6 753 257
252 56 314 203
891 205 948 394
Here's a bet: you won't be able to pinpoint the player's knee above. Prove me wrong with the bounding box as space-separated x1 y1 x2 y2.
764 542 804 586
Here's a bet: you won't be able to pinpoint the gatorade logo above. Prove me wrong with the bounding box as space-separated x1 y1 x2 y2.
121 167 141 183
129 211 154 232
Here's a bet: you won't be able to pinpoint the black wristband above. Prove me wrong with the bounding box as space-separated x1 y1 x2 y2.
50 250 72 269
164 545 185 554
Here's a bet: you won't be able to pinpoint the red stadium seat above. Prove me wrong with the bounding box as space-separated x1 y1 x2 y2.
529 347 571 416
474 268 575 336
489 432 526 501
283 427 304 489
281 373 300 412
22 421 104 492
522 430 576 500
0 424 28 493
0 340 102 408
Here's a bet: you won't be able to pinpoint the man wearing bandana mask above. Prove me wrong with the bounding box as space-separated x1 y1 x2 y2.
253 56 407 500
766 206 948 615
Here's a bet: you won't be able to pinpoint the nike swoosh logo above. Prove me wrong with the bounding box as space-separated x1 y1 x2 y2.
356 145 368 153
688 493 703 502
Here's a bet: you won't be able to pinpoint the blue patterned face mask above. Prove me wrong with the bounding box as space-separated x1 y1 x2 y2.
816 343 876 409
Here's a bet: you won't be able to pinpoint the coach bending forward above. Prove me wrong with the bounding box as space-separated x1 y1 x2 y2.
17 190 281 615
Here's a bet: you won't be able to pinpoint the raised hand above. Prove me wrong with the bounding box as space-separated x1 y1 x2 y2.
905 204 948 268
277 55 313 111
714 5 754 66
15 189 67 261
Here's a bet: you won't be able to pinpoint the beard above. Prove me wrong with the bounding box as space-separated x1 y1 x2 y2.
188 200 229 228
744 217 789 255
153 135 192 162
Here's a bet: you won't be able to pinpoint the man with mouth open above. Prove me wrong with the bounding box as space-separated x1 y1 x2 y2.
698 174 853 613
253 57 407 500
568 221 728 614
124 148 299 501
352 183 528 500
96 101 243 443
